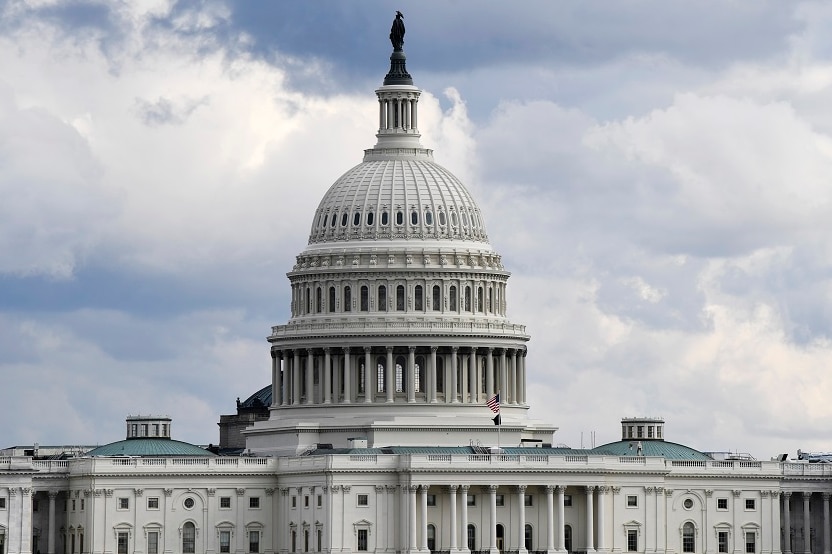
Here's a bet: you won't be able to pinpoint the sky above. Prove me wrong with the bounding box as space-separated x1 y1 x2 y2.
1 0 831 460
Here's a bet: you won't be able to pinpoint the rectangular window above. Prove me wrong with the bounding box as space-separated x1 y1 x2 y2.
147 532 159 554
317 528 322 552
357 494 369 506
467 494 476 506
304 496 309 508
718 531 729 553
292 496 297 508
564 495 572 507
292 531 296 553
249 497 260 509
357 529 368 551
627 495 638 508
745 499 756 510
426 494 436 507
495 494 504 507
147 497 159 510
317 495 322 508
627 530 638 552
80 499 84 511
220 531 231 553
33 499 39 512
717 498 728 510
0 498 5 509
220 496 231 509
745 532 756 554
72 500 76 511
117 532 128 554
249 531 260 553
524 494 533 507
118 498 129 510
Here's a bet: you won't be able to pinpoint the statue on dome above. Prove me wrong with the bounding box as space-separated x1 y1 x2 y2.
390 11 405 51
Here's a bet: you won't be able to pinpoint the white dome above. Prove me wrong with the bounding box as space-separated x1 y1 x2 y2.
307 150 489 246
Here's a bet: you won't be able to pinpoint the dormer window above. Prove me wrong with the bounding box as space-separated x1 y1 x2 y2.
396 211 404 225
367 212 374 226
451 211 458 226
381 211 389 226
438 212 446 226
341 213 348 226
411 211 418 225
425 211 433 225
331 213 338 227
322 214 328 228
353 212 361 226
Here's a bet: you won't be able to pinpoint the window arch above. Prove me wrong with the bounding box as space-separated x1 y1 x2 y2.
396 285 405 311
432 285 441 311
360 286 369 312
414 285 423 311
328 287 336 313
682 522 695 553
378 285 387 312
344 286 352 312
182 522 196 554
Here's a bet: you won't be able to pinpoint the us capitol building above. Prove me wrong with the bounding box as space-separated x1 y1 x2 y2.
2 15 831 554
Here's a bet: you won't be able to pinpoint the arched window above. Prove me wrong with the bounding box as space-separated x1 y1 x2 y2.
464 286 471 311
182 523 195 554
411 211 418 225
436 357 444 392
360 286 369 312
414 285 423 311
396 356 405 393
328 287 336 313
438 211 447 226
488 287 493 313
316 287 322 313
525 524 533 551
415 356 424 392
378 285 387 312
427 524 436 551
322 214 328 228
477 286 484 312
344 286 352 312
358 361 365 393
353 212 360 226
377 358 386 393
496 525 505 552
331 213 337 227
367 212 374 226
467 525 476 551
449 286 458 311
341 213 348 227
425 211 433 225
381 211 389 226
396 211 404 225
432 285 441 311
451 211 459 226
396 285 405 311
564 525 572 553
682 523 695 553
305 288 311 314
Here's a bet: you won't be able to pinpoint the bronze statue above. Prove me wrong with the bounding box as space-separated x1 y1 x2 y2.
390 11 405 51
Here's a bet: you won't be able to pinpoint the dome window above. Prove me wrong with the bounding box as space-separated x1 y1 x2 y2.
341 213 348 226
438 212 446 226
367 212 374 226
396 211 404 226
330 213 337 228
353 212 361 226
381 211 389 226
451 211 458 226
462 212 470 226
322 214 328 228
425 211 433 225
411 211 418 225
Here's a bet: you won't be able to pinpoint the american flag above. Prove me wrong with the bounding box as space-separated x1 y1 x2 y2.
486 393 500 413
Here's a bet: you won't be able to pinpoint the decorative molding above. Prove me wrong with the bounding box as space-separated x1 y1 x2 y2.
236 488 246 497
163 489 172 497
207 489 216 497
265 488 276 496
704 490 714 497
134 489 143 497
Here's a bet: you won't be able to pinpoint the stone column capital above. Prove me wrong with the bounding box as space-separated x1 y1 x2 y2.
556 485 567 493
585 486 596 494
516 485 527 493
803 491 813 499
543 485 555 493
364 346 371 353
48 490 60 499
783 491 792 498
460 485 470 492
430 346 438 352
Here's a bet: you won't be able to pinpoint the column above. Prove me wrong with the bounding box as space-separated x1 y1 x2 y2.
803 492 811 554
429 347 438 404
450 347 459 403
486 348 494 397
460 486 470 553
597 487 607 553
520 350 527 404
48 491 58 554
773 491 782 554
449 486 459 552
410 485 418 552
585 486 595 553
822 493 830 554
343 347 352 403
784 492 792 554
557 486 567 553
500 350 508 400
271 350 279 407
469 349 477 404
282 350 290 406
293 350 301 405
408 347 416 403
460 354 469 403
364 347 373 403
386 347 395 403
510 350 518 405
305 350 314 404
488 485 499 554
323 348 332 404
545 486 555 554
517 486 528 553
21 488 32 554
420 486 429 551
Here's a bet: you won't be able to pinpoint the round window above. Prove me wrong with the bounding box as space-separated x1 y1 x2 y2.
683 498 693 510
184 497 195 509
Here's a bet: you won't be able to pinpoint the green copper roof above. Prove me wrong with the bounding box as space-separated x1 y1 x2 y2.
590 440 711 460
86 439 214 457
